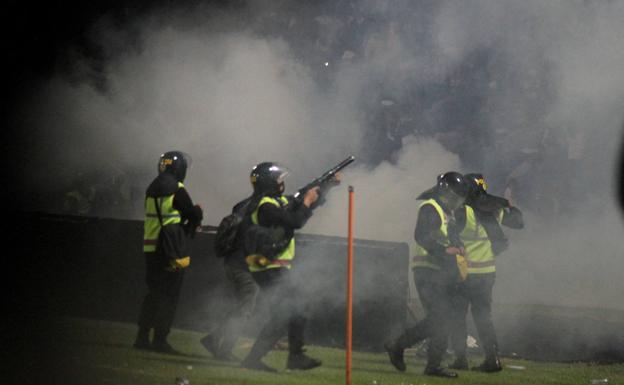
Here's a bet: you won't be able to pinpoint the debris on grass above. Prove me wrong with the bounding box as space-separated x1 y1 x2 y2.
467 335 479 349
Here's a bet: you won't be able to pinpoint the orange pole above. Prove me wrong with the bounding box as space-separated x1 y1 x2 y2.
346 186 354 385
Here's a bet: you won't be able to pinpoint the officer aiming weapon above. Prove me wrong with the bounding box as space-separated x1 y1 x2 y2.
292 155 355 206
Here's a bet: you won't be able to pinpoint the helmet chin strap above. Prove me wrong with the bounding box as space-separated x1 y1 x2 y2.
253 182 284 197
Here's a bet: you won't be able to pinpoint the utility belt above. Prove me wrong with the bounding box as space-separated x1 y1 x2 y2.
245 254 292 270
414 255 495 268
465 258 496 274
467 259 495 268
411 255 440 270
412 254 468 282
146 251 191 272
167 256 191 271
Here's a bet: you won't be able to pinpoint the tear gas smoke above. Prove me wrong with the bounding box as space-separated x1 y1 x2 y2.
15 0 624 314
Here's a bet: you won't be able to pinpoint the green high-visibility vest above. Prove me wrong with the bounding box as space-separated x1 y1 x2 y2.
143 182 184 253
459 205 500 274
248 195 295 272
411 199 451 270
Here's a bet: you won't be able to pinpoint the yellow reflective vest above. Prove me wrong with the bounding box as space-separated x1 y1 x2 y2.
411 199 451 270
143 182 184 253
459 205 500 274
247 195 295 272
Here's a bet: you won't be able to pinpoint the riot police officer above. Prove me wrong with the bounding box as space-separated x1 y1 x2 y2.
240 162 326 372
200 189 262 361
384 172 469 378
134 151 203 353
449 173 524 372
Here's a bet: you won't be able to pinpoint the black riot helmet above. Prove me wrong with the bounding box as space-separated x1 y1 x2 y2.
464 173 487 200
437 171 469 210
250 162 290 196
158 151 191 182
464 172 488 198
464 172 511 211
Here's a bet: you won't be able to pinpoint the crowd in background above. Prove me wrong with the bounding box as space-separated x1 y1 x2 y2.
58 169 148 219
53 0 591 222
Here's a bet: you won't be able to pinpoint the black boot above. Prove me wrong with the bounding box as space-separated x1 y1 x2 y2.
384 339 406 372
202 332 238 361
200 334 221 357
449 356 469 370
472 356 502 373
424 366 459 378
241 336 278 372
218 326 241 361
133 328 151 350
152 340 182 355
287 353 322 370
153 331 181 355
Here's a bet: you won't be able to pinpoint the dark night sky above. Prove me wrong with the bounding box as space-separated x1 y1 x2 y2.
4 0 242 120
5 0 165 111
4 0 243 199
4 0 624 210
5 1 128 196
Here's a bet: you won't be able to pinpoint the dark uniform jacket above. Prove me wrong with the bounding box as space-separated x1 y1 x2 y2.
414 198 465 280
255 195 313 237
466 192 524 255
225 194 313 268
146 172 203 237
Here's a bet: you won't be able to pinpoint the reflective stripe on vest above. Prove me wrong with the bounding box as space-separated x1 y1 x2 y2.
411 199 450 270
143 182 184 252
248 195 295 272
460 205 496 274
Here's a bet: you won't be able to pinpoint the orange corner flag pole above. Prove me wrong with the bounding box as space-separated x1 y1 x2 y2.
346 185 354 385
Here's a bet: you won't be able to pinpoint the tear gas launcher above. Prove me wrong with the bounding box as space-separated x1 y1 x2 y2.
292 155 355 205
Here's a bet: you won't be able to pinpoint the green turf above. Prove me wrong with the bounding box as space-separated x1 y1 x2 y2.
45 317 624 385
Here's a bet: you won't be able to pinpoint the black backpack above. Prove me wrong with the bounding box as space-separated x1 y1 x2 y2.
214 197 252 257
214 196 290 259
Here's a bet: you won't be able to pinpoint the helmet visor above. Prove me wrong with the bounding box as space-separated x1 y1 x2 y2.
270 164 290 183
178 152 192 170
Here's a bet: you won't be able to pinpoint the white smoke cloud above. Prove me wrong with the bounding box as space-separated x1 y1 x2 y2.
305 136 461 243
27 21 366 221
19 0 624 310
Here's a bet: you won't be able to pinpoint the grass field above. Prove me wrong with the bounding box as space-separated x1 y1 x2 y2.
33 317 624 385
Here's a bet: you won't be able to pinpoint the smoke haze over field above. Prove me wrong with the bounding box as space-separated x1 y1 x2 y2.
12 0 624 310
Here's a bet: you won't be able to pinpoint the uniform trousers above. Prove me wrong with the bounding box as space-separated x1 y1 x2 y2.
449 272 498 358
244 267 307 361
137 252 185 342
211 259 260 353
397 267 458 369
